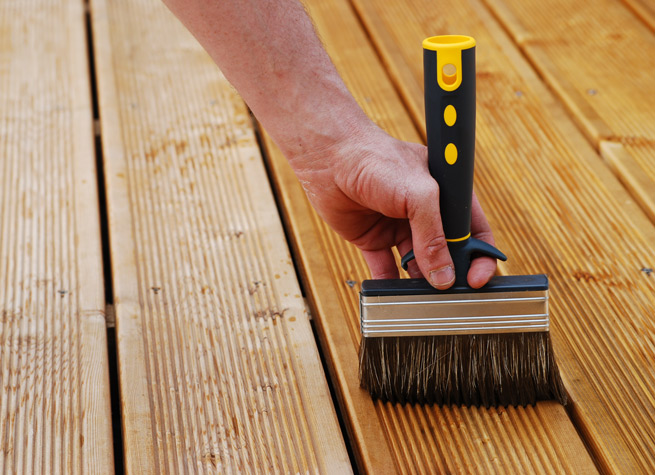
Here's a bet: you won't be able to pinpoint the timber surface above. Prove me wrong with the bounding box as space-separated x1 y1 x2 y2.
483 0 655 221
0 0 114 473
3 0 655 472
90 0 349 473
621 0 655 31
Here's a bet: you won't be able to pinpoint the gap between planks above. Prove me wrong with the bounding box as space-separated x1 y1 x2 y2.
0 0 114 473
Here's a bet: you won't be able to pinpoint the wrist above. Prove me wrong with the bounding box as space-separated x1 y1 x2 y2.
265 83 374 165
282 108 378 181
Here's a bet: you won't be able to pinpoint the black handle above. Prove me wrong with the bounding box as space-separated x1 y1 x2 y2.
402 36 506 286
424 41 475 241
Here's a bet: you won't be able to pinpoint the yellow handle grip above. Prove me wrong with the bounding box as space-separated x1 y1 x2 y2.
422 35 475 92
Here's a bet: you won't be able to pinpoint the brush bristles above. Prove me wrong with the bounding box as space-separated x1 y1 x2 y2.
359 333 567 407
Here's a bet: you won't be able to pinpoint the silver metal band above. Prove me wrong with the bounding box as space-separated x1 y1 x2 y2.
360 290 549 337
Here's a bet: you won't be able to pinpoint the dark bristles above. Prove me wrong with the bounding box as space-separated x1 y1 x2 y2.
359 333 567 407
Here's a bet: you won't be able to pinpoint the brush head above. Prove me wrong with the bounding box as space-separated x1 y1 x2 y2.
358 276 567 407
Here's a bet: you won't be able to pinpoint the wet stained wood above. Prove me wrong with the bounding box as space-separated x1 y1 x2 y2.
483 0 655 222
621 0 655 31
600 142 655 223
90 0 350 472
346 0 655 471
260 0 600 472
0 0 114 473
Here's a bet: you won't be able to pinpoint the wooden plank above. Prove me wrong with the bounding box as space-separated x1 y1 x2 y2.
89 0 350 472
347 0 655 471
0 0 114 473
483 0 655 219
260 0 598 472
483 0 655 143
600 142 655 222
621 0 655 32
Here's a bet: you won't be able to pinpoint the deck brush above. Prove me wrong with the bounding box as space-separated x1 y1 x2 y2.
358 35 567 407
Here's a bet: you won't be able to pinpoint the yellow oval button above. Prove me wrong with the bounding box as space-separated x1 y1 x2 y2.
444 105 456 126
445 143 458 165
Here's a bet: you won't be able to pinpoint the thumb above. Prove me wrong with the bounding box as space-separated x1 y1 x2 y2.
407 180 455 289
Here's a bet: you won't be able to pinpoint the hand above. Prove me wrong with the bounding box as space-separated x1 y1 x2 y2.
161 0 498 289
290 124 497 289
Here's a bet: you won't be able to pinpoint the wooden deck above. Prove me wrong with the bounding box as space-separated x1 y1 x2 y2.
1 0 654 473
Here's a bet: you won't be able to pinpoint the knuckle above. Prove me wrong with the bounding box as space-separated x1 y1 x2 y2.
412 179 439 199
475 230 494 245
406 183 439 219
471 223 496 245
423 234 448 258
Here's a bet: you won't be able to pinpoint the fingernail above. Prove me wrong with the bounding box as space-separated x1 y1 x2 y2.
429 266 455 288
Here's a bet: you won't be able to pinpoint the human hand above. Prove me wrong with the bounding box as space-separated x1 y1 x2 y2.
162 0 498 289
289 124 497 289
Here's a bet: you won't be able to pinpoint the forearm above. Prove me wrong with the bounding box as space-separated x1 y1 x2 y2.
162 0 372 161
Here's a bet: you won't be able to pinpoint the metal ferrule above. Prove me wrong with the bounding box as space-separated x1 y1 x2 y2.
360 289 549 337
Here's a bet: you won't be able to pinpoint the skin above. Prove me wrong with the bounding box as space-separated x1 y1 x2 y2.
162 0 497 289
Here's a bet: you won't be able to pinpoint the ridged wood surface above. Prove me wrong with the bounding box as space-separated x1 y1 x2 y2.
600 142 655 222
261 0 598 472
348 0 655 471
484 0 655 220
0 0 114 473
90 0 350 472
621 0 655 32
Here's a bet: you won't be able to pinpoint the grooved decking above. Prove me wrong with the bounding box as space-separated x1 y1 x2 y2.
1 0 653 471
622 0 655 32
483 0 655 221
90 0 349 472
0 0 113 473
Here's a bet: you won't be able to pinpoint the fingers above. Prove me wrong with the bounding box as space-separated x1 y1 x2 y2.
407 180 455 289
468 193 498 288
470 192 494 240
364 191 498 288
467 256 497 288
361 248 399 280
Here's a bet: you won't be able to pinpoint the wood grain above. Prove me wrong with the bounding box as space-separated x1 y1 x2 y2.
0 0 114 472
347 0 655 471
621 0 655 32
483 0 655 220
600 142 655 223
90 0 350 472
261 0 598 472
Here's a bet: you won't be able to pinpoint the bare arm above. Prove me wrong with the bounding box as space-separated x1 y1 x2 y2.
162 0 497 288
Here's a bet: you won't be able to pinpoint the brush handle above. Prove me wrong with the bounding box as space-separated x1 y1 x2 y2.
402 36 506 286
424 36 476 240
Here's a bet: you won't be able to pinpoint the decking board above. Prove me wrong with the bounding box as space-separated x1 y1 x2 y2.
483 0 655 221
347 0 655 471
600 142 655 222
260 0 598 472
621 0 655 32
90 0 349 472
0 0 114 473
